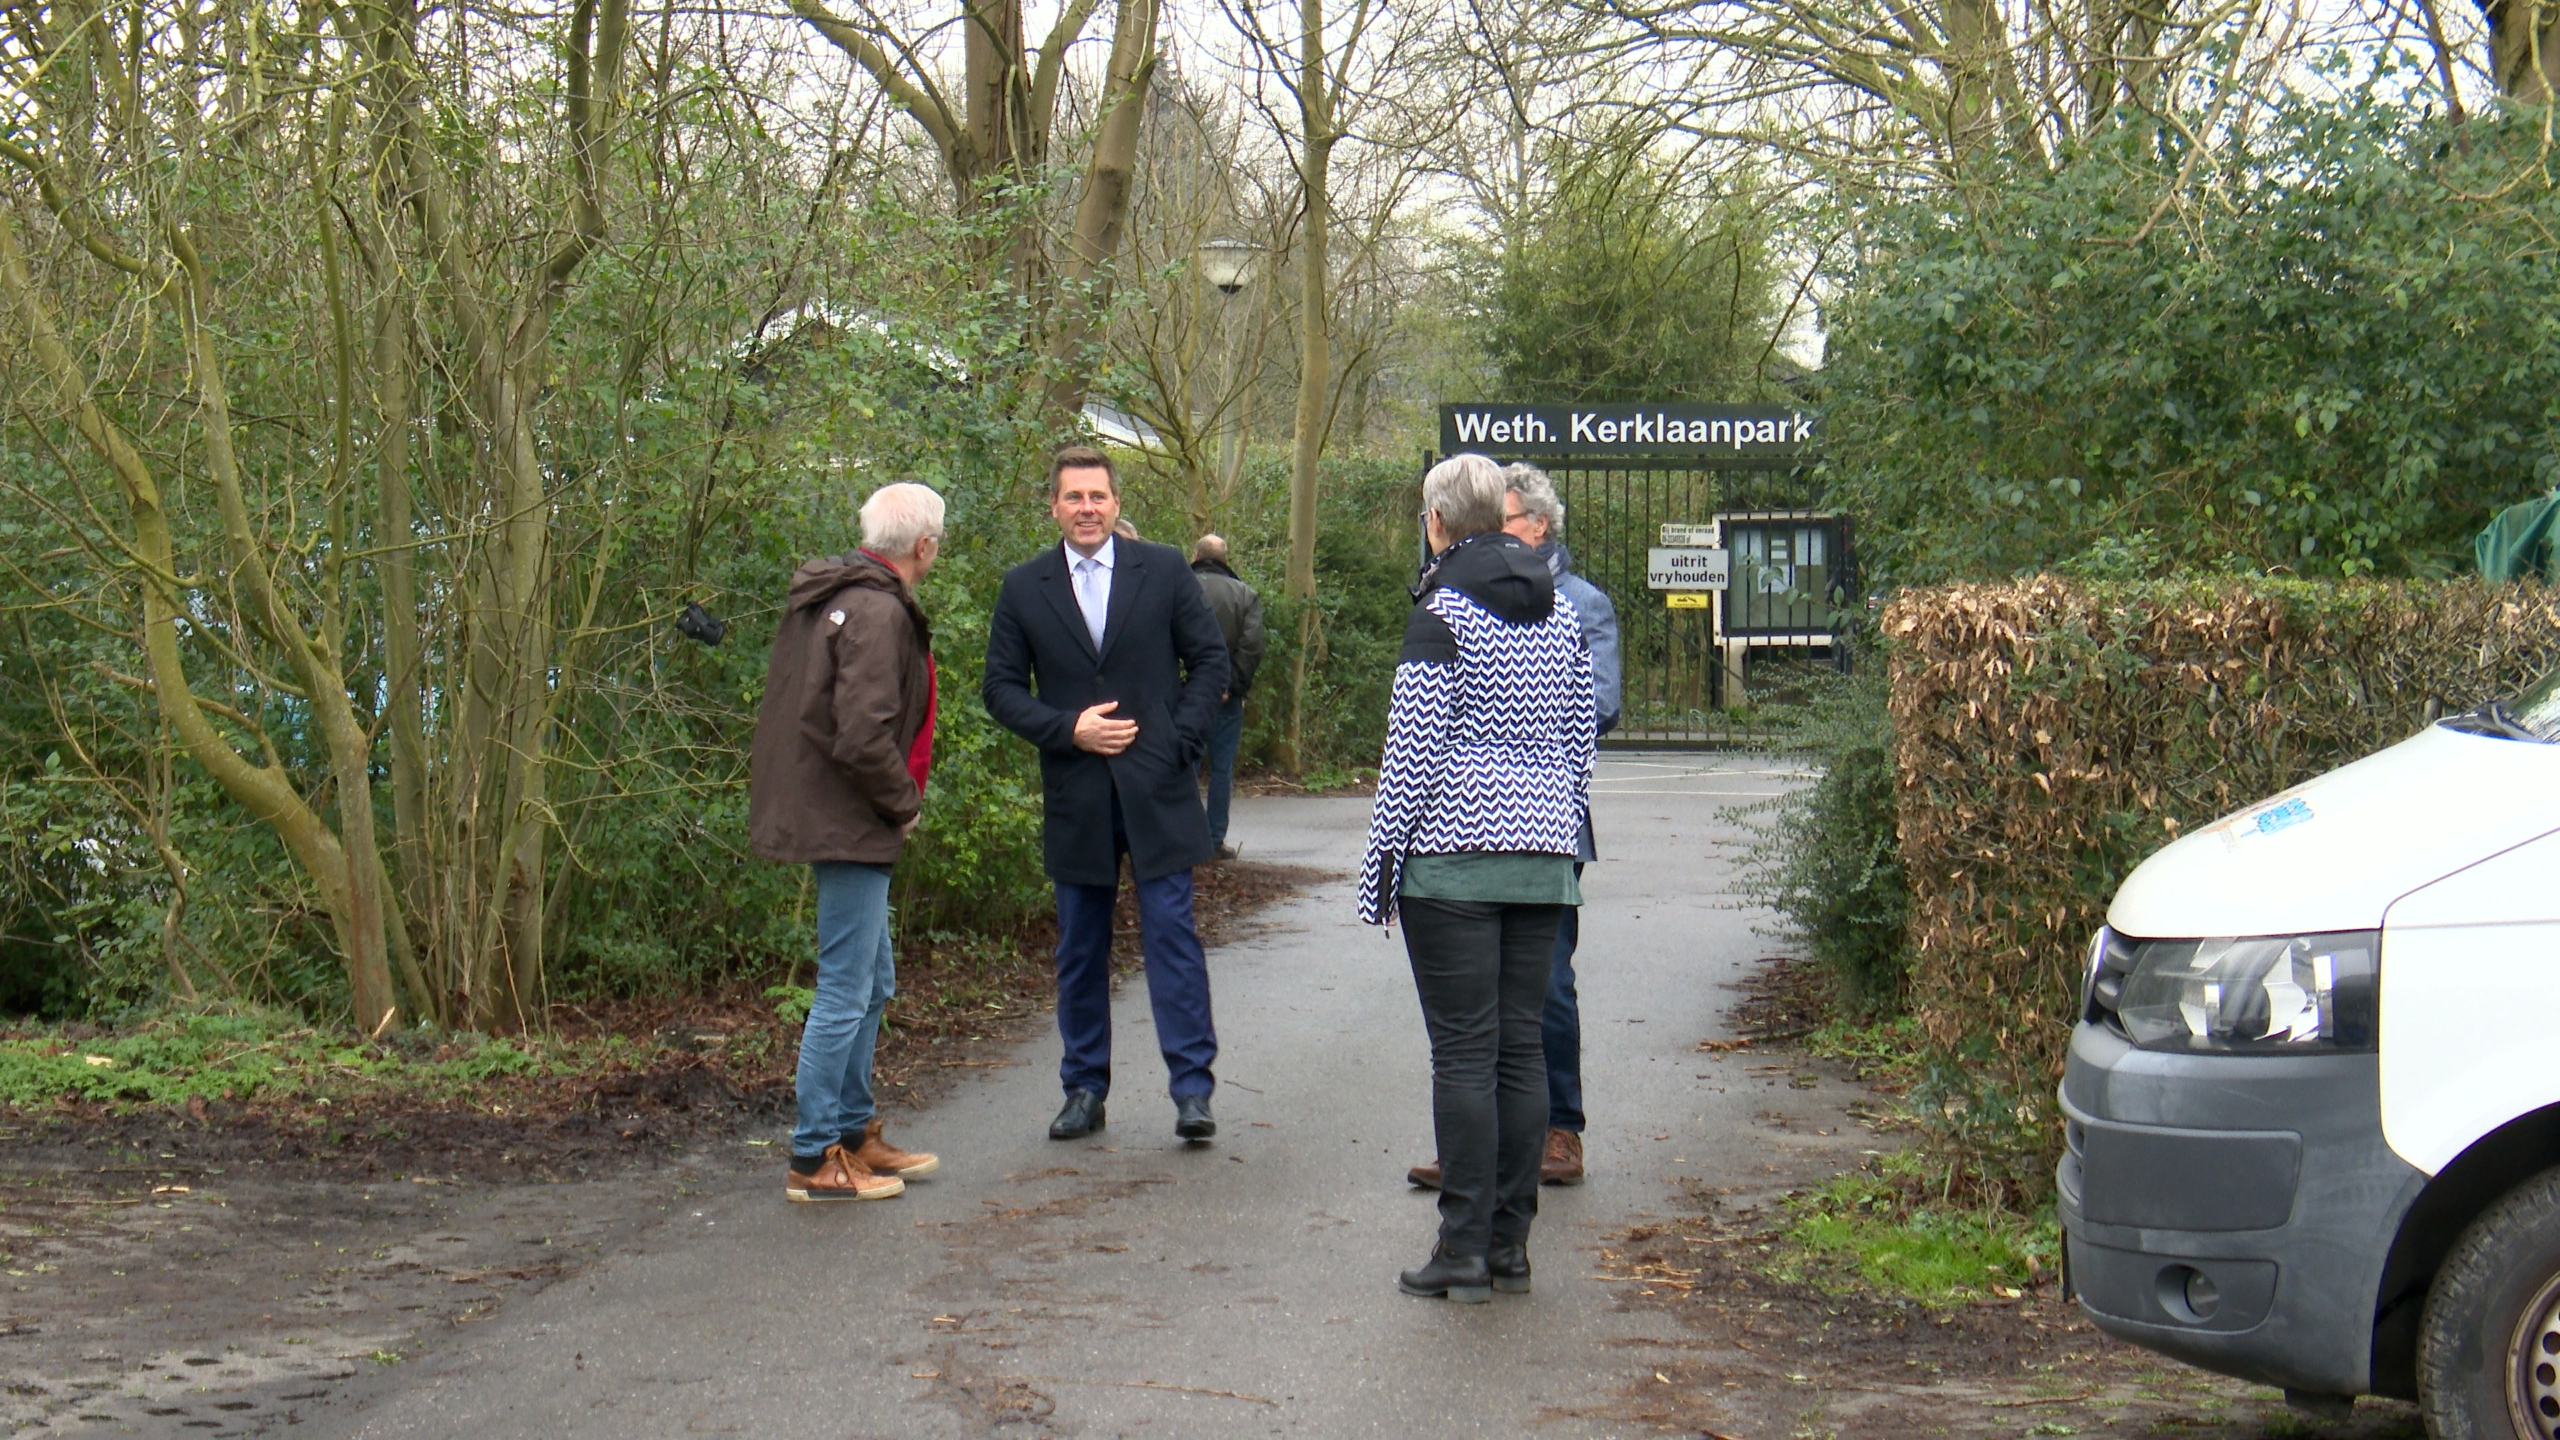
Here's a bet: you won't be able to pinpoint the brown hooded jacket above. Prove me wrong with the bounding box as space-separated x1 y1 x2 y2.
747 552 933 865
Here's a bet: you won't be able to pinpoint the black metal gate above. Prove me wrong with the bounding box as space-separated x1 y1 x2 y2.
1547 462 1816 746
1429 402 1830 748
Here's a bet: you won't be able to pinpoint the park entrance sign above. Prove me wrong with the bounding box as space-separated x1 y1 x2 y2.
1438 402 1815 460
1428 401 1833 745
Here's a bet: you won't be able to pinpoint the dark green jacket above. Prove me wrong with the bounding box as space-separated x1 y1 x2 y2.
1191 560 1266 700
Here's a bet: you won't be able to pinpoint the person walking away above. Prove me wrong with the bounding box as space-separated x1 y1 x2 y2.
1360 453 1597 1302
1406 464 1620 1192
1189 534 1265 860
983 446 1232 1143
748 482 948 1202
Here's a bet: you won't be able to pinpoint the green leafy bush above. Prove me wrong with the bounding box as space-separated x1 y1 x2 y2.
763 985 816 1026
1822 97 2560 585
1479 124 1781 403
1738 659 1908 1010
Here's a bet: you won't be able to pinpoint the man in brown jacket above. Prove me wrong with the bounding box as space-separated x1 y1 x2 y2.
748 482 947 1203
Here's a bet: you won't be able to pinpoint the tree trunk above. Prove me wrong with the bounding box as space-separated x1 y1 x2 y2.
339 0 628 1031
365 257 440 1024
794 0 1112 295
1939 0 2044 169
0 208 400 1032
1283 0 1334 774
1042 0 1160 415
2486 0 2560 99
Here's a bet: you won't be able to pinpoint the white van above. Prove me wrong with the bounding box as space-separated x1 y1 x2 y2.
2060 672 2560 1436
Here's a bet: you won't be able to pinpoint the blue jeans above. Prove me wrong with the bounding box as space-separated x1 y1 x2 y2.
793 861 896 1162
1205 695 1246 848
1542 871 1585 1133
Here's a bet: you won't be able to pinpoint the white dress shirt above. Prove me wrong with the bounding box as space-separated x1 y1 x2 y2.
1067 536 1116 650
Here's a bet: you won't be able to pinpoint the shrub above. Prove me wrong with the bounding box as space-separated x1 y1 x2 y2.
1821 98 2560 585
1117 447 1420 776
1737 659 1908 1010
1885 576 2560 1194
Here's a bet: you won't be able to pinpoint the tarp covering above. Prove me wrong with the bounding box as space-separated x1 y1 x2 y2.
2476 492 2560 581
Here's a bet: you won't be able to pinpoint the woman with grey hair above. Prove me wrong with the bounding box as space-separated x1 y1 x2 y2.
1359 452 1598 1302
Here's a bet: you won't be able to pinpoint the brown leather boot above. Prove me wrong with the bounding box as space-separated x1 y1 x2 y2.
785 1142 903 1202
1541 1128 1585 1186
853 1117 940 1179
1406 1159 1443 1190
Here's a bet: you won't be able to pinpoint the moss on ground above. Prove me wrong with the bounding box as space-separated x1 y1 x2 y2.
1775 1151 2062 1304
0 1007 666 1111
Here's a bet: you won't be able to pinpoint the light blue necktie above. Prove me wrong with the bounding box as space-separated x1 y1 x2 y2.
1074 557 1107 649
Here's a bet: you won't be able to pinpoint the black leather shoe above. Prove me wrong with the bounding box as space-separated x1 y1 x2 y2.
1488 1243 1531 1295
1048 1090 1106 1140
1174 1093 1215 1140
1398 1245 1492 1303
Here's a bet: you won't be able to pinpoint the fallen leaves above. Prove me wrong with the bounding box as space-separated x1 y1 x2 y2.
1594 1249 1704 1292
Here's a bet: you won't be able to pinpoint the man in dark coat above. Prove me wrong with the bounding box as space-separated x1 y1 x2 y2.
1188 534 1265 859
748 481 948 1204
982 446 1231 1142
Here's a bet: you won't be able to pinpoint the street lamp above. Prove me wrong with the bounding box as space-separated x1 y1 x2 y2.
1197 237 1256 498
1199 236 1255 295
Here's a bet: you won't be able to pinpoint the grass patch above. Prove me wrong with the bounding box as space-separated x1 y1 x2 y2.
0 1006 661 1111
1801 1012 1926 1082
0 865 1310 1122
1776 1151 2061 1304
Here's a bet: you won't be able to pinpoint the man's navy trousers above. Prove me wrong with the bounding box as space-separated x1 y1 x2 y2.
1052 791 1218 1100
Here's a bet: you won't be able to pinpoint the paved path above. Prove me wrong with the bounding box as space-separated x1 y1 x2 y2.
323 755 1838 1439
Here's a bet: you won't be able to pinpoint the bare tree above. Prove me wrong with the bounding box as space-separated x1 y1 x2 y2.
1106 76 1287 531
1223 0 1441 766
0 0 640 1031
788 0 1164 409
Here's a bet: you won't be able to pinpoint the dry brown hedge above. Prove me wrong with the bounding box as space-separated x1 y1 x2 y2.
1883 577 2560 1151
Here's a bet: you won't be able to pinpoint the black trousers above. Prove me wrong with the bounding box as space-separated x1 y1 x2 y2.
1401 897 1564 1255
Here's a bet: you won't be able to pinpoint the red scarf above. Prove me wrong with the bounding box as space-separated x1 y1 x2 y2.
862 550 937 794
908 656 937 794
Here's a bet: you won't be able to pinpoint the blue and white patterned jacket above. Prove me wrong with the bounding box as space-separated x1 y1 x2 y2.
1358 533 1598 925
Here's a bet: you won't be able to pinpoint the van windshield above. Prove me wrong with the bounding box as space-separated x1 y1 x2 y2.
2440 668 2560 742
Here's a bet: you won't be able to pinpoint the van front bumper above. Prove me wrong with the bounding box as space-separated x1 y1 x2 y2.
2057 1022 2425 1397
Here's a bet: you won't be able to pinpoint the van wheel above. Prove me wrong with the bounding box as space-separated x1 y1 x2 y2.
2419 1167 2560 1439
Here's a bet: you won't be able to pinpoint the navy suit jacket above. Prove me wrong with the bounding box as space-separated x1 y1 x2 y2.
982 538 1231 885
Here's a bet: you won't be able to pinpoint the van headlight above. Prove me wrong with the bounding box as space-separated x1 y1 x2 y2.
2084 929 2377 1052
